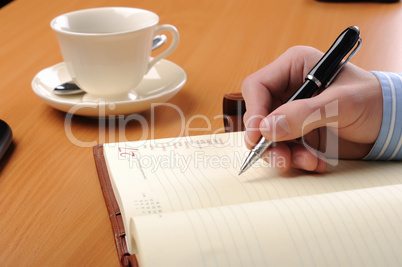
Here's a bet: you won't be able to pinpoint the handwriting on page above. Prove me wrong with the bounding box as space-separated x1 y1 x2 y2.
106 133 402 218
118 147 138 157
119 137 225 151
117 137 228 173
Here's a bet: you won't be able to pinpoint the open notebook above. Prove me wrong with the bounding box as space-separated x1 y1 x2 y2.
94 131 402 267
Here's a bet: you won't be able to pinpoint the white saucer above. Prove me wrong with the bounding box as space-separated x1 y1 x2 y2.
32 60 186 116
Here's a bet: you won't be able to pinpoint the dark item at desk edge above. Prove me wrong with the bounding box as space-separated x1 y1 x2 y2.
316 0 399 2
0 120 12 161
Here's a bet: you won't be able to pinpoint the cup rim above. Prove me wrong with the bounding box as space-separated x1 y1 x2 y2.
50 7 159 36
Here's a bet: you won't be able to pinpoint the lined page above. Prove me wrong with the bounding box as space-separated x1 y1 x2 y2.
131 184 402 267
103 131 402 253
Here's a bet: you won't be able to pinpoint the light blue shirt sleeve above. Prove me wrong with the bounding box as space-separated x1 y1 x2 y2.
364 71 402 160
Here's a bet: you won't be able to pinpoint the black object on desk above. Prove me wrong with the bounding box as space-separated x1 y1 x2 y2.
317 0 399 2
0 120 12 161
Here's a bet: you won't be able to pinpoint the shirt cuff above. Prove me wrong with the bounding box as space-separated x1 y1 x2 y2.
364 71 402 160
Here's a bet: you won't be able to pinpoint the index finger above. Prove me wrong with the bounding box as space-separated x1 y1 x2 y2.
241 46 324 148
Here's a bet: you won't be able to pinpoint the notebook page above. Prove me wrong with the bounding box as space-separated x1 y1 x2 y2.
103 131 402 253
131 184 402 267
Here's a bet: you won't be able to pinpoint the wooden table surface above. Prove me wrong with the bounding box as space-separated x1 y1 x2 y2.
1 0 401 265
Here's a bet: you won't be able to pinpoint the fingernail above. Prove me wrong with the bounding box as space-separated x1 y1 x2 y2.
261 115 290 140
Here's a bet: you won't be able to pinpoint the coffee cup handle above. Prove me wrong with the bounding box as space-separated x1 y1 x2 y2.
146 24 179 72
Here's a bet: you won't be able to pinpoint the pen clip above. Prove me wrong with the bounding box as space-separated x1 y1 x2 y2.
325 37 362 88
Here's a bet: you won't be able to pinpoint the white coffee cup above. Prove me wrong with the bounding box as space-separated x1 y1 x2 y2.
51 7 179 97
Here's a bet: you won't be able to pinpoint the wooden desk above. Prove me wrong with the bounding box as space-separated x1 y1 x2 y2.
0 0 401 265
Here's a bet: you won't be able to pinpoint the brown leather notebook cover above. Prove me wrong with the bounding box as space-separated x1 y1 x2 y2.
93 145 139 267
93 93 245 266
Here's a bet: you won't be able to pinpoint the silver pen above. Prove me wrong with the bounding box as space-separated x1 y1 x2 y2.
239 26 362 175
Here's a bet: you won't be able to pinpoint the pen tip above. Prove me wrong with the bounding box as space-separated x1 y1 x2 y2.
238 163 248 176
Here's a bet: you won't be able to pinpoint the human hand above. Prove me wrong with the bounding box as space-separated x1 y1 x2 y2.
242 46 383 173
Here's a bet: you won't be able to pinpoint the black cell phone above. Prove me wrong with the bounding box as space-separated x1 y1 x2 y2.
0 120 12 161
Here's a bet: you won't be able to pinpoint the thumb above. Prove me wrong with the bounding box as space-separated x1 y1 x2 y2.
259 94 337 142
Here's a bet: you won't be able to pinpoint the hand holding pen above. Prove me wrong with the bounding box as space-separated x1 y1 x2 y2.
240 26 384 174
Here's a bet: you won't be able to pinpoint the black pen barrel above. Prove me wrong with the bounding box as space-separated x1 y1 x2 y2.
309 26 360 86
286 80 318 102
